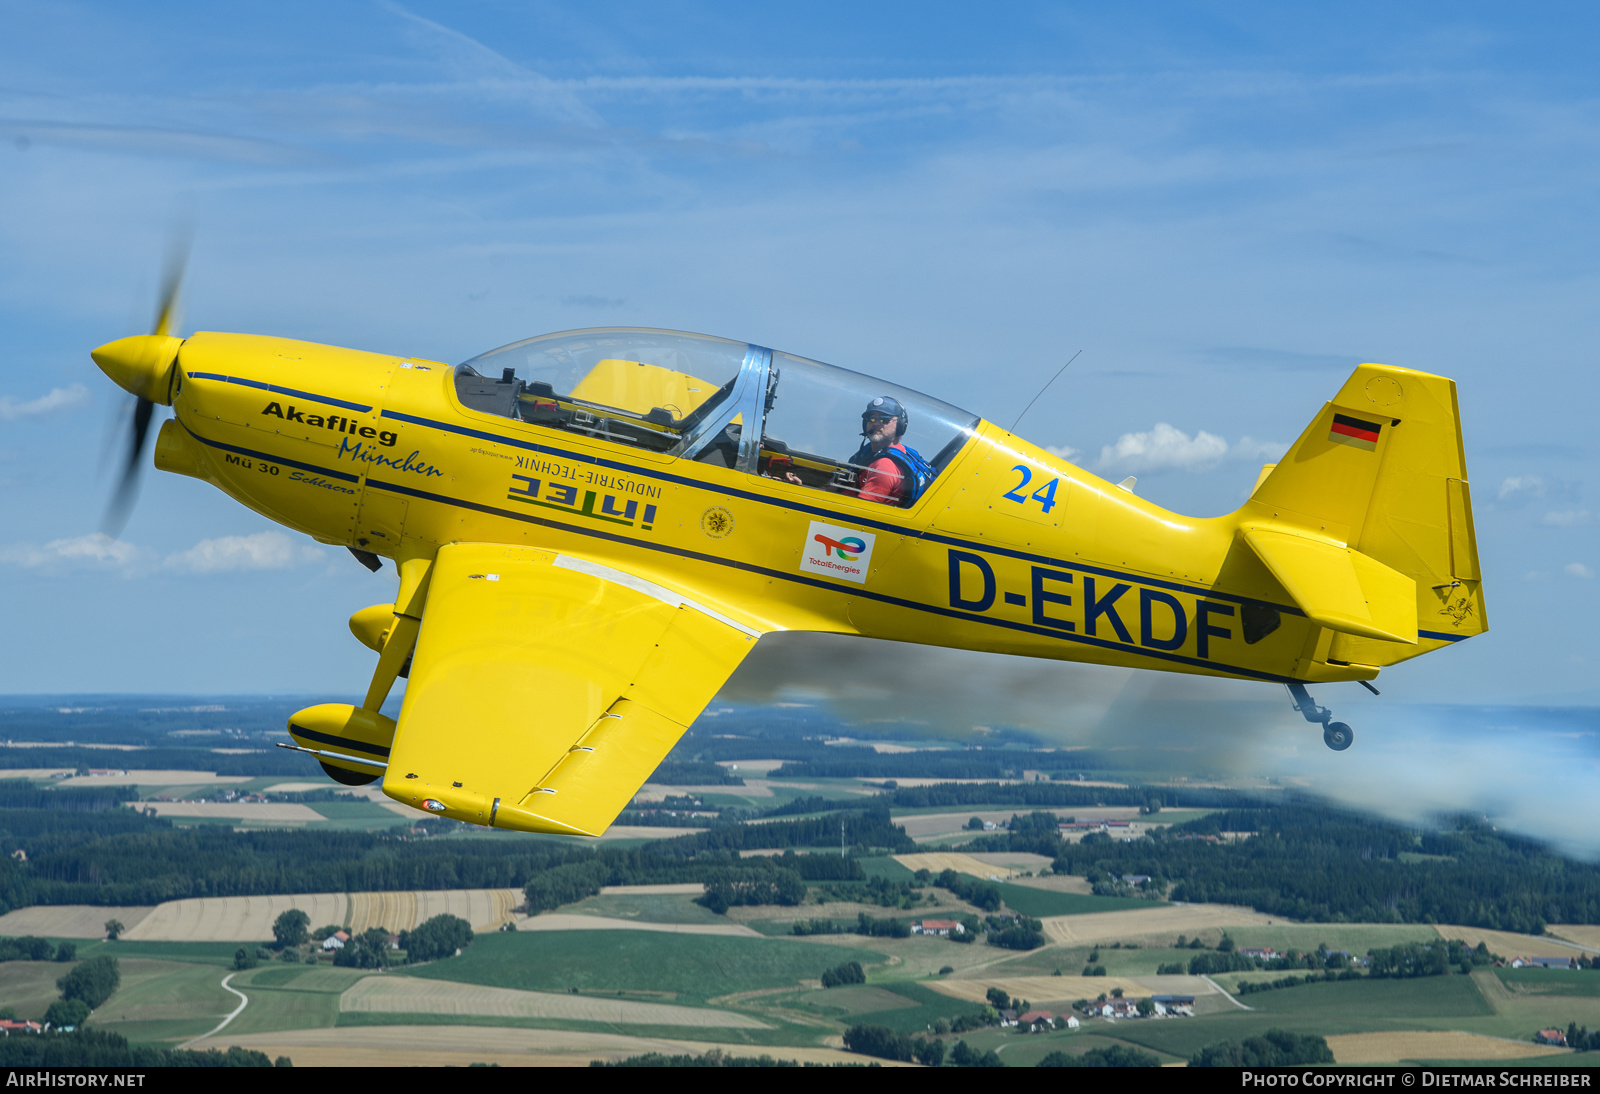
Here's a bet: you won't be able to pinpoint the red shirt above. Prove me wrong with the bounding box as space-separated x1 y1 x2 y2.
857 447 908 505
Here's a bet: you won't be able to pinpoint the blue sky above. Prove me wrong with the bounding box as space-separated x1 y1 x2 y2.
2 2 1597 704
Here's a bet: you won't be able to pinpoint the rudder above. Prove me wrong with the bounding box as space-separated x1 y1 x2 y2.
1243 364 1485 668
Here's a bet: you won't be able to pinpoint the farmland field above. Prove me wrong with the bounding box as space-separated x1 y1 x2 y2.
1039 902 1281 946
80 958 237 1045
114 888 520 942
400 929 887 1003
558 890 728 925
1549 925 1600 950
190 1026 895 1067
0 904 153 938
1326 1031 1569 1064
340 976 769 1027
0 960 77 1021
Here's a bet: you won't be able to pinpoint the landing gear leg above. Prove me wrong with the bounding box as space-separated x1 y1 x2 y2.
1287 683 1354 751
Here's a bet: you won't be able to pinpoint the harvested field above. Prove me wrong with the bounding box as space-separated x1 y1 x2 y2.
139 802 322 822
1432 925 1594 960
350 890 519 933
639 781 774 798
597 825 700 840
600 884 705 896
193 1026 903 1067
1041 903 1279 946
1326 1031 1569 1064
896 851 1031 878
1546 925 1600 952
0 904 152 938
127 894 348 942
715 760 786 774
515 914 758 937
341 976 767 1027
123 889 522 941
1007 875 1093 895
61 771 252 786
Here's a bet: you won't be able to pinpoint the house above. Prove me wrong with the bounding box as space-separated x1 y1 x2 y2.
1064 1015 1080 1030
1096 999 1140 1019
1150 995 1195 1016
997 1009 1018 1027
1241 947 1281 960
1017 1011 1055 1032
912 919 964 937
0 1020 43 1035
321 931 349 951
1536 1029 1568 1046
1525 956 1577 969
1120 874 1152 887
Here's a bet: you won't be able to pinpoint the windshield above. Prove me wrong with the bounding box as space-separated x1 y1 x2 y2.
457 329 751 456
457 329 981 502
757 352 979 507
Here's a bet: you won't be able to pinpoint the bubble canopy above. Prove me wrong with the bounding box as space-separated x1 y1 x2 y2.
457 328 980 506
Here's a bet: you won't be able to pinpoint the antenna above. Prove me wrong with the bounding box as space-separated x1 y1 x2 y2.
1010 350 1082 432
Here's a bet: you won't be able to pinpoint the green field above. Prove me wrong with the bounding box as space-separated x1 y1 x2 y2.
1216 924 1438 954
1495 967 1600 997
0 960 75 1021
857 855 915 882
307 800 413 829
86 958 237 1045
400 929 888 1003
560 891 727 925
221 965 368 1037
987 943 1193 978
76 940 247 966
992 882 1154 917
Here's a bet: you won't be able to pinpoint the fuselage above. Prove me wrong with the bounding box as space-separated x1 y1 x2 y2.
150 329 1433 688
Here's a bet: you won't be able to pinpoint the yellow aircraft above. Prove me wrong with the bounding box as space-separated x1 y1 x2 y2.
91 290 1485 837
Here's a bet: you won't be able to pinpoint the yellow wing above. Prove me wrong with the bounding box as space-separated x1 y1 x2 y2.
382 544 760 835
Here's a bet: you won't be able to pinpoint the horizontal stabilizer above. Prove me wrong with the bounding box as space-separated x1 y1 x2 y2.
1242 526 1417 644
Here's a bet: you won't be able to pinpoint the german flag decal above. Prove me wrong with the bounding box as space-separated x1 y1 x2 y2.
1329 412 1382 451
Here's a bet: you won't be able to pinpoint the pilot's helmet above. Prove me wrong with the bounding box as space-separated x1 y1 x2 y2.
862 395 908 439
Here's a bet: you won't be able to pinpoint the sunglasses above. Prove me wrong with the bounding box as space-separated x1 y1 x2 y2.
864 414 895 425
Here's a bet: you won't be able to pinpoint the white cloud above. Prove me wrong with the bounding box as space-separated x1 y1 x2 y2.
1499 475 1546 501
1 530 328 576
1095 423 1228 474
1043 444 1081 464
1542 509 1594 527
0 533 144 570
0 384 90 422
1566 562 1595 579
161 531 326 574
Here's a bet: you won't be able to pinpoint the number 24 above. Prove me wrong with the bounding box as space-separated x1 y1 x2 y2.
1003 465 1059 514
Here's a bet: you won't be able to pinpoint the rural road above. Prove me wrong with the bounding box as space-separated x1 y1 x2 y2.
181 972 249 1048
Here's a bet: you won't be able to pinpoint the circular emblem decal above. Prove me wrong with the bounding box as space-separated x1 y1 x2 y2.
700 507 735 539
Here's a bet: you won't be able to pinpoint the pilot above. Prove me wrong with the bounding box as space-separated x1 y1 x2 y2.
776 395 926 506
850 396 913 505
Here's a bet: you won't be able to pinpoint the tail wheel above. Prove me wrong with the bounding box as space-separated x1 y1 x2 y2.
1323 722 1354 752
319 760 380 786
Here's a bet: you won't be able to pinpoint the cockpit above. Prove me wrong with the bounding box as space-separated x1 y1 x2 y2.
454 328 980 507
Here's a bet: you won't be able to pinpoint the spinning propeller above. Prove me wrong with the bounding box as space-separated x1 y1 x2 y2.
96 243 188 537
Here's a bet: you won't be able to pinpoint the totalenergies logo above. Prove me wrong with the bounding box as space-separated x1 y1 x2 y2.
800 520 876 585
813 533 866 560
